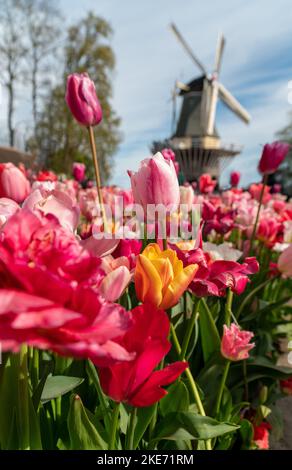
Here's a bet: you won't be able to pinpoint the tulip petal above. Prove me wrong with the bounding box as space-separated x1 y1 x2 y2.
130 361 188 407
160 264 197 310
135 254 163 307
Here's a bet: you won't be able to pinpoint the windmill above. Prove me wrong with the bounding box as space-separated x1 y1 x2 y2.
152 23 251 182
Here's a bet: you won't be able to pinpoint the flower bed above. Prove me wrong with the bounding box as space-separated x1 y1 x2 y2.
0 73 291 451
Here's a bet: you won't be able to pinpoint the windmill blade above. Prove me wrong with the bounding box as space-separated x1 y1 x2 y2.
175 80 190 92
218 82 250 124
214 33 225 75
169 23 207 75
206 81 219 135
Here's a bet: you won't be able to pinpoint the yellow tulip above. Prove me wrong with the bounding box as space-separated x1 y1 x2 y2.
135 243 198 310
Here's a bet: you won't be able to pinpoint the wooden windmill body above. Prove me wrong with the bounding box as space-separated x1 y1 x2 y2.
152 24 251 182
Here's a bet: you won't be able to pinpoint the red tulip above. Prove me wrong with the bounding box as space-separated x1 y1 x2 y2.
66 73 103 127
0 163 30 203
99 304 187 407
258 141 290 175
37 170 58 182
253 422 271 450
199 174 217 194
230 171 241 187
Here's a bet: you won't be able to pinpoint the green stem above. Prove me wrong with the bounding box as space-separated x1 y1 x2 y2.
243 360 249 401
170 324 212 450
18 345 30 450
225 289 233 326
86 361 111 432
162 238 168 251
249 174 268 255
109 402 120 450
180 298 200 360
31 348 39 390
236 277 277 320
215 361 230 416
126 407 137 450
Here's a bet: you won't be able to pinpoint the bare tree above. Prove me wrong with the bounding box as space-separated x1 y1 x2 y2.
0 0 26 146
20 0 62 140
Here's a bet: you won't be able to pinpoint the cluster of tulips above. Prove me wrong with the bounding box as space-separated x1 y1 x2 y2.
0 73 291 452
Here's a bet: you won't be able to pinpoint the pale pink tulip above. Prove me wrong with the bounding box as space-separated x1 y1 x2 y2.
278 244 292 277
0 163 31 203
128 152 180 211
0 198 19 228
221 323 255 361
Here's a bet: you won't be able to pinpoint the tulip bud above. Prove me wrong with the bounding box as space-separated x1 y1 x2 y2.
72 162 86 182
230 171 241 187
0 163 31 203
258 141 290 175
65 73 103 127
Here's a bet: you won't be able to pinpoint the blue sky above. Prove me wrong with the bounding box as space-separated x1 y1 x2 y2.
1 0 292 188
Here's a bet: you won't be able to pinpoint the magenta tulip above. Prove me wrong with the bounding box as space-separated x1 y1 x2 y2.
65 73 103 127
0 163 30 203
258 141 290 175
128 152 180 211
230 171 241 187
72 162 86 182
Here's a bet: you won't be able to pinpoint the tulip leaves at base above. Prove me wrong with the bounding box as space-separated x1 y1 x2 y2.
0 352 42 450
152 412 239 442
40 375 84 403
67 394 107 450
199 300 221 363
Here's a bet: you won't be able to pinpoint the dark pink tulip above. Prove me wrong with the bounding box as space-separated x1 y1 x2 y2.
65 73 103 127
73 162 86 182
258 141 290 175
230 171 241 187
0 163 30 203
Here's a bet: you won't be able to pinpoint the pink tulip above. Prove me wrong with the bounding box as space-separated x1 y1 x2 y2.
180 185 194 211
65 73 103 127
0 198 19 228
128 152 180 211
73 162 86 182
0 163 30 203
278 244 292 277
0 209 133 366
98 265 131 302
230 171 241 187
221 323 255 361
199 174 217 194
23 188 80 232
258 141 290 175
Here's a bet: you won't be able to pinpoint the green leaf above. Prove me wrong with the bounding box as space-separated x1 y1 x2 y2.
239 419 254 449
133 405 156 449
67 394 107 450
153 412 239 441
160 381 189 417
229 357 292 389
199 299 221 363
41 375 84 403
